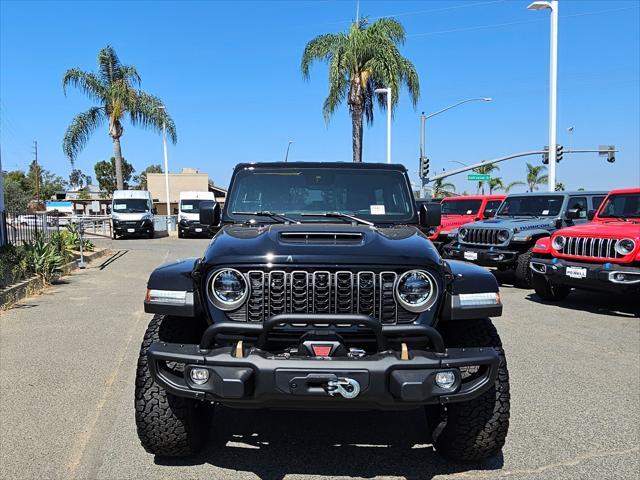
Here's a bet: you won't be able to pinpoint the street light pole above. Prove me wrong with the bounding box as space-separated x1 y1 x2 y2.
158 106 171 223
528 0 558 192
284 140 293 162
374 88 391 164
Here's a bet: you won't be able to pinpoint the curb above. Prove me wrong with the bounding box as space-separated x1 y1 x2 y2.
0 248 112 310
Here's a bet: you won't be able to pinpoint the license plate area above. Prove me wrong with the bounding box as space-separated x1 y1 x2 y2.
195 228 203 233
127 228 135 233
464 251 478 261
565 266 587 279
275 369 369 396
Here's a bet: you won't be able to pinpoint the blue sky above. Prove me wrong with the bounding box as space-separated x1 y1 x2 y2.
1 0 639 193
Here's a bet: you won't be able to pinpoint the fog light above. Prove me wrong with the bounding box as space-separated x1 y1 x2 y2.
435 370 456 389
190 367 210 385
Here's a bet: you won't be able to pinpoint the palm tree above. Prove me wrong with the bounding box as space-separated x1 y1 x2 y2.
301 18 419 162
488 177 505 194
505 181 525 193
63 46 177 190
432 179 456 198
525 163 548 192
555 182 565 191
472 163 500 194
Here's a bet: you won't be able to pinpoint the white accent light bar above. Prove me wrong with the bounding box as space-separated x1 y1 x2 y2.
146 289 188 305
458 292 501 307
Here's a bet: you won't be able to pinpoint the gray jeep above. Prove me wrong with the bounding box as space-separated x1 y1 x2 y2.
443 191 607 287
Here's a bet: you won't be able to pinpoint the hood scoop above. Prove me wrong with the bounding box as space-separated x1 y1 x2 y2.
279 231 364 245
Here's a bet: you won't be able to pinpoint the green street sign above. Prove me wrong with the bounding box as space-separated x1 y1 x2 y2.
467 173 491 181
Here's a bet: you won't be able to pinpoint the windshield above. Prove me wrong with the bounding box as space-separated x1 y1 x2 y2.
112 199 149 213
441 199 482 215
180 199 205 214
225 167 415 223
497 196 563 217
598 193 640 219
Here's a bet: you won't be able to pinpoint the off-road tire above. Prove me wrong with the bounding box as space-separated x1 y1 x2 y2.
426 319 510 462
532 273 571 301
135 314 211 456
514 246 534 288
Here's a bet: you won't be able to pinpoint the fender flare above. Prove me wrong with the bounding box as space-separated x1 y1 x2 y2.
144 257 200 317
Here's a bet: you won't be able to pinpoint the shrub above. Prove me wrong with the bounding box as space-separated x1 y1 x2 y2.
22 236 65 283
0 244 29 289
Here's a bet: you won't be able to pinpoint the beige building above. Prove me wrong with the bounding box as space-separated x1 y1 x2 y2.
147 168 227 215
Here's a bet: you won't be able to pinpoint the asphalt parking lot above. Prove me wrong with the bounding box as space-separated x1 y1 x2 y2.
1 236 638 480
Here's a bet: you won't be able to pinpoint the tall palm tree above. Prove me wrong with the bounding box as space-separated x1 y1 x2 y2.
488 177 505 194
472 163 500 194
525 163 548 192
301 18 420 162
432 178 456 198
63 46 177 190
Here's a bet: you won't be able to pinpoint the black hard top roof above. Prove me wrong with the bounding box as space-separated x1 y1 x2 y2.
233 162 408 172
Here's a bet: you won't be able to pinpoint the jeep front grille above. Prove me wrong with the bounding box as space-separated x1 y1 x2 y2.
559 237 624 259
228 270 417 324
461 228 502 246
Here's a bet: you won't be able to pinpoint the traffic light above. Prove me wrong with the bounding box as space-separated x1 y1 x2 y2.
607 150 615 163
556 144 563 162
420 157 430 178
599 145 616 163
542 146 549 165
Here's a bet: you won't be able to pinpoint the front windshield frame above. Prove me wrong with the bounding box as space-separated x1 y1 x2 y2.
496 195 564 217
112 198 149 214
223 166 417 224
441 199 482 215
597 193 640 219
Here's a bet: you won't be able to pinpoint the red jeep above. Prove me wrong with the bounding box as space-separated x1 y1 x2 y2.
529 188 640 300
427 195 505 250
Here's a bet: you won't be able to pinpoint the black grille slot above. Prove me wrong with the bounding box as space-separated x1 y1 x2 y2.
234 270 420 324
280 232 364 245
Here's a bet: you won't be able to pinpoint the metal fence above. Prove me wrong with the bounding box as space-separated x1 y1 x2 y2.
3 211 114 245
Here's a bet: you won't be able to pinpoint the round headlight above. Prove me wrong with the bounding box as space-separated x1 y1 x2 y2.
395 270 437 313
552 235 566 250
209 268 249 310
615 238 636 255
497 230 510 242
459 227 468 240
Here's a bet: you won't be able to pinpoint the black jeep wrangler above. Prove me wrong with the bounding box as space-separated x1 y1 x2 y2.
135 162 510 462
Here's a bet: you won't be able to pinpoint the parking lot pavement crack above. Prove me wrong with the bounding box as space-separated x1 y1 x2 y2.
64 308 147 480
442 446 640 479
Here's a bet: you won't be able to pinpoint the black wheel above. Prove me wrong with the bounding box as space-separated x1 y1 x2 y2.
112 230 117 240
426 319 510 462
514 246 534 288
178 229 184 239
135 314 211 456
532 273 571 301
148 228 154 239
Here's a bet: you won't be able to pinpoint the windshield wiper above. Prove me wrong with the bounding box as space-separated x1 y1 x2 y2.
232 211 300 224
300 212 374 226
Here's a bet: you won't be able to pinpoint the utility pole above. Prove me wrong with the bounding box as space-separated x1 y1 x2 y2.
32 140 40 203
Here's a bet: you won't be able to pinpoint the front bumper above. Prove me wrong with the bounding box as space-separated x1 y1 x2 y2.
530 257 640 293
443 243 520 266
113 220 153 235
147 314 499 409
179 220 208 235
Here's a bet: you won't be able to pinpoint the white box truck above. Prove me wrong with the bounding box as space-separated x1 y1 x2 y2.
177 191 215 238
111 190 155 239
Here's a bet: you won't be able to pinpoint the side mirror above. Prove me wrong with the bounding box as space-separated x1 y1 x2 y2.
565 208 580 220
173 207 179 215
484 209 496 218
152 208 158 215
199 201 221 227
587 209 596 220
419 202 441 228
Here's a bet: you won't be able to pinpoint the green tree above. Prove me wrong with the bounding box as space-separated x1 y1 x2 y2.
69 169 92 188
555 182 565 191
301 18 420 162
472 163 500 194
27 161 67 201
3 170 31 211
134 164 163 190
62 46 177 190
525 163 548 192
94 157 135 193
505 181 525 193
488 177 505 194
432 178 456 198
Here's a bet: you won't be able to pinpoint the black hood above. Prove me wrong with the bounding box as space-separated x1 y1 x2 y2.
202 223 441 267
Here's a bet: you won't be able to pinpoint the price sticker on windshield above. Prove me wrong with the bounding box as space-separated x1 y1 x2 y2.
114 203 126 209
183 205 194 210
542 209 549 215
370 205 386 215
